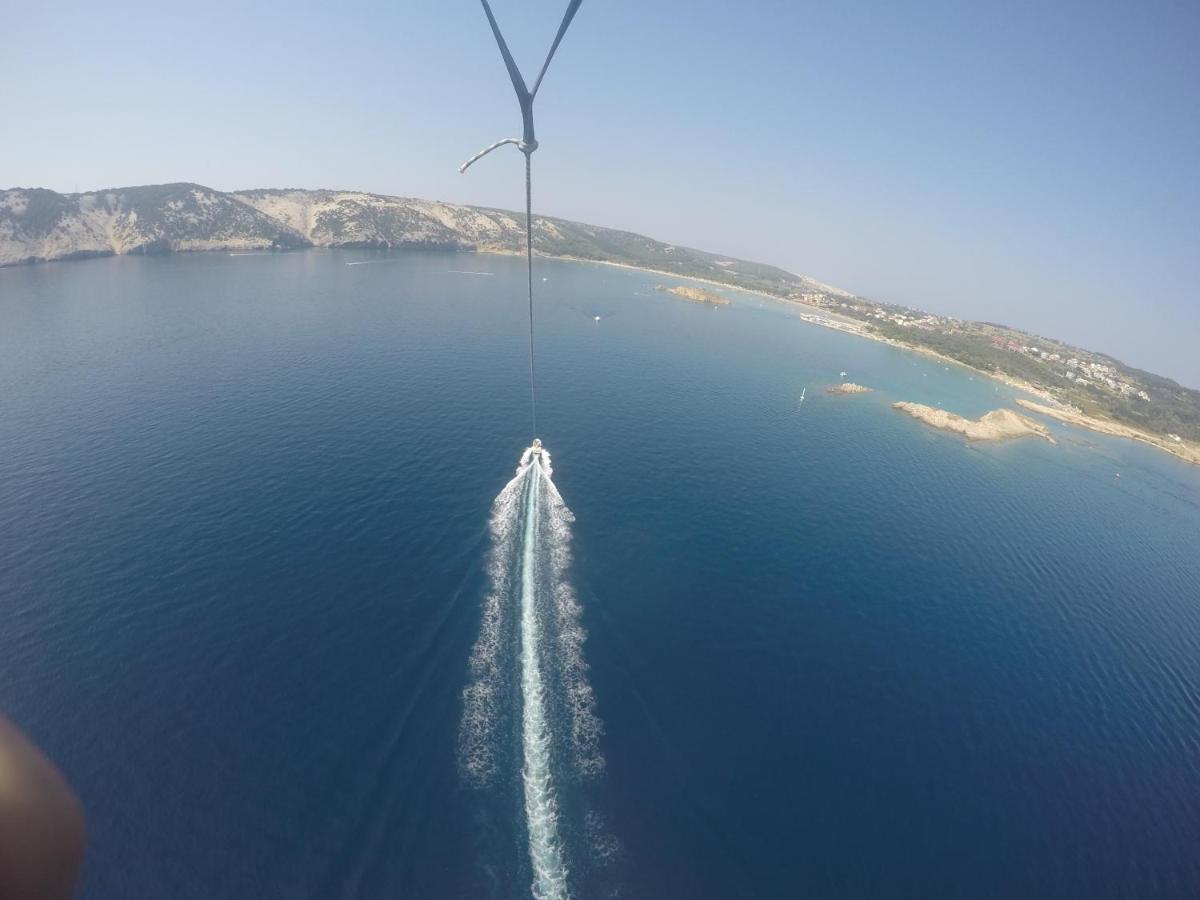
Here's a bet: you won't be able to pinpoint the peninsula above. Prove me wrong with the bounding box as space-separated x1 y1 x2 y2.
894 402 1056 444
1015 400 1200 466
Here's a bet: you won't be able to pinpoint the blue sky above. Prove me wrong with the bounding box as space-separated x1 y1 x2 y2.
6 0 1198 386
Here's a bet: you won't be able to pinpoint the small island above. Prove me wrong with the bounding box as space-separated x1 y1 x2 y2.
827 382 873 395
656 284 731 306
894 402 1056 443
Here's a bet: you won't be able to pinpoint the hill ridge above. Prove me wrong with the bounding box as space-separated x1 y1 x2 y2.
0 183 826 301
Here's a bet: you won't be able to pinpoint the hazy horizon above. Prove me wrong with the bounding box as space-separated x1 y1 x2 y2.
6 0 1198 386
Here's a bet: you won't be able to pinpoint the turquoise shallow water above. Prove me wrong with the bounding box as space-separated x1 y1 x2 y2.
1 249 1199 897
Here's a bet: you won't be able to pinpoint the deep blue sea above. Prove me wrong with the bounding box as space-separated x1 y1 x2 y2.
2 249 1199 898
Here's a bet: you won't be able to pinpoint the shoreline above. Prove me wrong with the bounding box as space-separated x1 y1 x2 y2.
1014 400 1200 466
530 253 1198 467
10 243 1195 467
485 249 804 307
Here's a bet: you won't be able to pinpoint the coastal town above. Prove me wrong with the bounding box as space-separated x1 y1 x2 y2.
786 289 1200 459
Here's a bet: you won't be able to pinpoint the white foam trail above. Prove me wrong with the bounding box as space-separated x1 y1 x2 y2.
460 444 604 898
520 458 569 899
459 462 526 784
541 472 604 778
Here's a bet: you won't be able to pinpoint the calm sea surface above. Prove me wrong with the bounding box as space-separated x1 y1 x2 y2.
1 250 1199 898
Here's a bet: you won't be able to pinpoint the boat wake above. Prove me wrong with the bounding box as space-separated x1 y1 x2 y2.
460 442 607 899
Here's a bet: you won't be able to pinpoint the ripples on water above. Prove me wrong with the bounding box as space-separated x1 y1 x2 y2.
1 250 1198 897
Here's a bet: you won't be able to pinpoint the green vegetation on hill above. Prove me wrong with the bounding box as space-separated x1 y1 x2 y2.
861 316 1200 441
524 213 811 297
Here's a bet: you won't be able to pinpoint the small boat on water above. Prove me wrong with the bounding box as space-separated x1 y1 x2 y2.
799 387 806 405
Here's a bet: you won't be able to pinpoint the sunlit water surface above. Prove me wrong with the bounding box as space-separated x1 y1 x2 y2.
2 250 1199 897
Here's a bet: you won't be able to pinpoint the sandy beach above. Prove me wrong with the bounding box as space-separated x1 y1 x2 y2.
1015 400 1200 465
